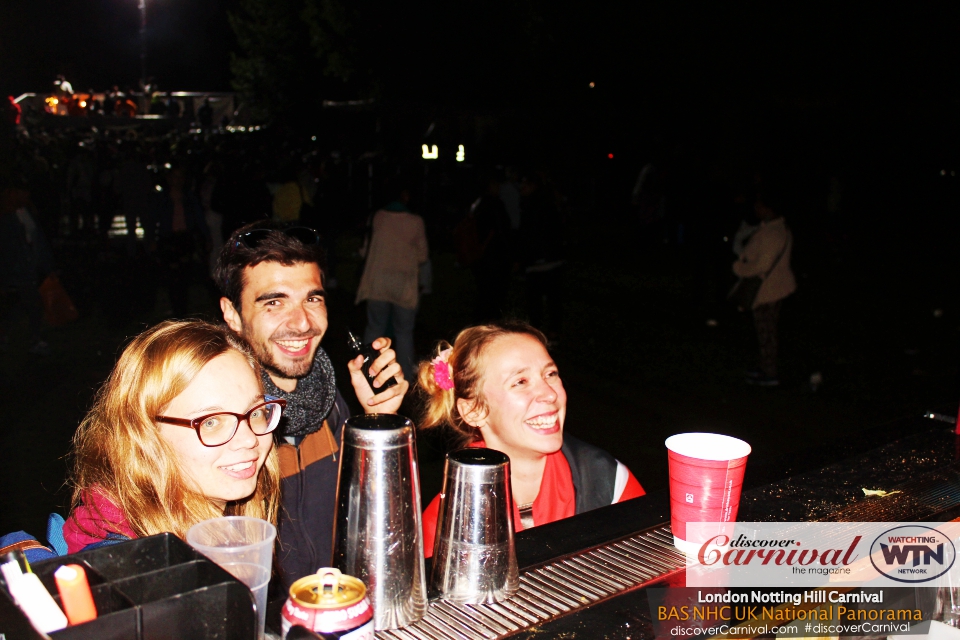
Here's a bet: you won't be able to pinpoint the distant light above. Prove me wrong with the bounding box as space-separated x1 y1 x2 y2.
456 145 465 162
155 185 162 192
107 214 144 238
164 162 171 169
239 126 247 132
79 100 87 108
311 136 317 141
941 170 947 176
589 82 595 88
607 153 614 159
421 144 438 160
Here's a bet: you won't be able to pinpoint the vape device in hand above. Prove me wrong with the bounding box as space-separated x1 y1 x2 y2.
348 331 398 393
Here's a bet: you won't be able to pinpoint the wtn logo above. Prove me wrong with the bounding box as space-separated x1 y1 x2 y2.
879 543 944 568
870 525 956 583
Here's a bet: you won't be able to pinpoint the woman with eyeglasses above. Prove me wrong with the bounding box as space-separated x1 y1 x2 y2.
63 320 284 553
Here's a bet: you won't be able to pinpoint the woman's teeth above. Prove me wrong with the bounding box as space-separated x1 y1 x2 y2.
223 461 254 472
525 416 557 429
277 339 308 350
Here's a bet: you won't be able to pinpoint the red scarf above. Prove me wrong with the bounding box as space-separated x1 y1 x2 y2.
508 443 576 528
63 490 137 554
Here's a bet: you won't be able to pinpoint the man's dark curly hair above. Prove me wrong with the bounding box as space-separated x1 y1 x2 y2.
214 221 327 312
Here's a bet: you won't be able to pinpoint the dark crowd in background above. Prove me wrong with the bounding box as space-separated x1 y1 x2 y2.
2 96 958 372
0 112 568 354
0 87 960 370
3 79 960 541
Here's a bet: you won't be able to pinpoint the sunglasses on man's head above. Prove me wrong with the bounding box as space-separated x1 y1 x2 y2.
233 226 320 251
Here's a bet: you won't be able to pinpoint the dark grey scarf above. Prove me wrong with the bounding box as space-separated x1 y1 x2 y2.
260 346 337 439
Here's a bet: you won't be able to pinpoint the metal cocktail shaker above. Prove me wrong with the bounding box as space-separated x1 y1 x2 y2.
429 448 519 604
331 414 427 630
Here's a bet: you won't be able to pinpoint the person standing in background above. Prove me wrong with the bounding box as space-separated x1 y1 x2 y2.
200 161 224 278
500 166 522 232
165 93 181 119
470 174 513 322
272 164 305 223
116 145 153 254
95 143 120 237
355 182 429 381
0 185 54 354
520 172 565 342
197 98 214 130
499 166 522 266
732 187 796 387
67 145 95 234
85 90 102 115
149 92 166 115
147 166 209 317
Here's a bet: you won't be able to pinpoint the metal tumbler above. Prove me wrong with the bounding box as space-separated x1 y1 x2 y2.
430 448 519 604
331 414 427 630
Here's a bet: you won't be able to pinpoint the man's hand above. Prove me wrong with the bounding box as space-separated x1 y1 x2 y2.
347 337 408 414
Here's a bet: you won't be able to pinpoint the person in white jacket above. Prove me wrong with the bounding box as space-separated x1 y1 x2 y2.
732 191 796 386
356 187 429 380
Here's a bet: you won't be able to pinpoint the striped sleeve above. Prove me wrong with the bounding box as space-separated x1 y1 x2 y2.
613 461 646 502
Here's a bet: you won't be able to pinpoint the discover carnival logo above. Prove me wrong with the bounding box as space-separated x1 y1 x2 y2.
684 522 960 588
869 525 956 583
696 533 861 570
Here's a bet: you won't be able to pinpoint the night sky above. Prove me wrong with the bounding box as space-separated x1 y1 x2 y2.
0 0 239 96
5 2 960 111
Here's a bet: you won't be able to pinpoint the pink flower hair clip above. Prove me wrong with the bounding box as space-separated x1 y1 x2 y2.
432 348 454 391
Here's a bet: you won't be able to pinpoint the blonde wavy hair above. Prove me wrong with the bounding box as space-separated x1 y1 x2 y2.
70 320 281 540
417 321 548 447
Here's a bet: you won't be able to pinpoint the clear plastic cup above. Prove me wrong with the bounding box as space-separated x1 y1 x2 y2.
186 516 276 639
665 433 751 553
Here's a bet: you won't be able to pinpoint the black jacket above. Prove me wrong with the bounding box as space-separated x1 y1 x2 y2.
561 434 619 514
275 391 350 589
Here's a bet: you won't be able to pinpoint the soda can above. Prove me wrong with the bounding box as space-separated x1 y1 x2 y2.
281 568 374 640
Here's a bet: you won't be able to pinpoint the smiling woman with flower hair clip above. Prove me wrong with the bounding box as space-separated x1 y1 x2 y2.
417 320 645 557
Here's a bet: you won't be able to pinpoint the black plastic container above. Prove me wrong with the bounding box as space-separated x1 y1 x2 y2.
0 533 256 640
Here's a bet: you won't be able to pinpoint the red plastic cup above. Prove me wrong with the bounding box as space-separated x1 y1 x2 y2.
665 433 751 553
